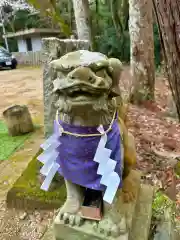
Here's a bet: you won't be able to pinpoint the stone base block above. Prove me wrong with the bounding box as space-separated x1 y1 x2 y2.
130 184 154 240
52 183 154 240
53 216 129 240
53 170 142 240
6 149 66 210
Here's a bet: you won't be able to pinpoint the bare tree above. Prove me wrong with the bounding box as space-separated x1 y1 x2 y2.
129 0 155 104
72 0 92 45
152 0 180 120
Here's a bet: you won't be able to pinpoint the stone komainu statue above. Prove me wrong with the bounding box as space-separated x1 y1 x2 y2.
38 50 138 237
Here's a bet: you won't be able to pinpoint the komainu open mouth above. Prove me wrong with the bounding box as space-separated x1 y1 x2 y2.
62 85 105 102
68 90 99 99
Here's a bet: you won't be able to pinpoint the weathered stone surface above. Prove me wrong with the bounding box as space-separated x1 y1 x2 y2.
153 204 176 240
3 104 34 136
52 171 141 240
130 184 154 240
42 226 55 240
53 217 129 240
42 37 90 137
43 182 154 240
6 147 66 211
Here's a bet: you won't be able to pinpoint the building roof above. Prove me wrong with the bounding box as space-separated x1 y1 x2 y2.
3 28 61 38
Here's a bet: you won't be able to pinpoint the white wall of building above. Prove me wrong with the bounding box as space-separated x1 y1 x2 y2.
31 36 42 51
17 35 42 53
17 38 27 52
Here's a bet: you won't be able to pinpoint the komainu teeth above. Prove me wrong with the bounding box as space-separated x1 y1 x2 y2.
82 87 87 92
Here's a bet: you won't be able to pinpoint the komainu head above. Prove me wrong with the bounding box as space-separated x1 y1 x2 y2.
50 50 122 114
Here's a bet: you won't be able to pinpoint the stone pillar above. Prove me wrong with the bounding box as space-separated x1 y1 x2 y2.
42 37 90 137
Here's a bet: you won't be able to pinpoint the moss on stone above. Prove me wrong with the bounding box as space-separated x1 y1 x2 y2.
152 191 175 220
7 149 66 210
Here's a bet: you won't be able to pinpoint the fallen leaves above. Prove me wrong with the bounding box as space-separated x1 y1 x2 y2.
162 137 177 151
126 76 180 217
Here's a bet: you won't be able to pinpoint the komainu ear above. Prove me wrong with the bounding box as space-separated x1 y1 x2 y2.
108 58 123 97
108 58 123 87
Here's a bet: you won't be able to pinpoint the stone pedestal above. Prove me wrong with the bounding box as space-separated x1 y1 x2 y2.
42 37 90 138
53 217 129 240
52 172 154 240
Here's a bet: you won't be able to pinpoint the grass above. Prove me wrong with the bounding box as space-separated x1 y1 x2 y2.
0 120 31 160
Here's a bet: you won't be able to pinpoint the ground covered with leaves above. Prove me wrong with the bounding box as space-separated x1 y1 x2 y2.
127 74 180 221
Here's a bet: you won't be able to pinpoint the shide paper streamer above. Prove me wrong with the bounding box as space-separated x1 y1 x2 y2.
37 127 62 191
94 125 120 204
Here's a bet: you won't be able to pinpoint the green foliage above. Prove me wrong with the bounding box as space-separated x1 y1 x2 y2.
27 0 71 36
91 1 130 62
95 28 130 62
13 9 41 30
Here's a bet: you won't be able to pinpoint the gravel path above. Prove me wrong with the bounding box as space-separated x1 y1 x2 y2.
0 200 56 240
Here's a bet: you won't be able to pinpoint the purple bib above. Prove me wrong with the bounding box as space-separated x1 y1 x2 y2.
38 115 122 198
54 117 122 191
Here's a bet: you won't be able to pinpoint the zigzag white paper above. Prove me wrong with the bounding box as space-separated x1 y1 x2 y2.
40 162 60 191
94 125 120 204
37 128 61 191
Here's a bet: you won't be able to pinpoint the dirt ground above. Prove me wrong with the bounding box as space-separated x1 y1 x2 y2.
0 67 44 123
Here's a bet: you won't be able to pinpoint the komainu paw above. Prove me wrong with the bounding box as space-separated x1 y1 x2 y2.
94 215 127 237
59 212 83 226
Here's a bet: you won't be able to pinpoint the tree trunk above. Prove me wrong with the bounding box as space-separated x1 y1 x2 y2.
3 105 34 136
72 0 92 46
110 0 122 37
129 0 155 104
152 0 180 121
68 0 74 32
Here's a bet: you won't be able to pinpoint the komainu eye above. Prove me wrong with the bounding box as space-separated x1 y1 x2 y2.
88 76 95 83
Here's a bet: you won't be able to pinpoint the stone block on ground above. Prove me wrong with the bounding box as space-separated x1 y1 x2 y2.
54 217 130 240
153 196 177 240
7 149 66 210
130 184 154 240
3 104 34 136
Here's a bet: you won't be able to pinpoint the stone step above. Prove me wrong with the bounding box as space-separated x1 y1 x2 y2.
130 184 154 240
